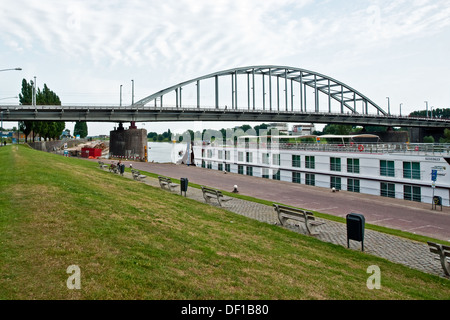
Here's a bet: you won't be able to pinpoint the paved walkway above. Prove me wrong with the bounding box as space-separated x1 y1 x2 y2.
119 169 448 279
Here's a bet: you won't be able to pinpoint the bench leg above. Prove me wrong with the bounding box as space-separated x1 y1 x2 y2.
305 221 319 236
277 214 287 226
440 256 450 276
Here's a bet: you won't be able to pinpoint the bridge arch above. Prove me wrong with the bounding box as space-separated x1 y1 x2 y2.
134 65 387 116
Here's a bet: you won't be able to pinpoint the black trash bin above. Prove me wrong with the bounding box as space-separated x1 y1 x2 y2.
346 213 365 251
180 178 188 196
433 196 442 211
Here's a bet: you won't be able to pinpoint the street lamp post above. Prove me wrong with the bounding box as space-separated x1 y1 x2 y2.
386 97 390 115
131 80 134 105
120 85 123 107
31 76 37 107
425 101 429 118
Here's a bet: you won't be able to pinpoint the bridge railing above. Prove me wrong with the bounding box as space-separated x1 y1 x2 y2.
2 104 449 121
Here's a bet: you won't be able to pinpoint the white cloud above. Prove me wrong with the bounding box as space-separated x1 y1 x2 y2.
2 0 448 71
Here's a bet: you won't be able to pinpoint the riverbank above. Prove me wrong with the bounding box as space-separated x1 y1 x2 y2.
1 145 448 299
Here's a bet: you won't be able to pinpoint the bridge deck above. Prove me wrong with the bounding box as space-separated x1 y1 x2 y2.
1 105 448 128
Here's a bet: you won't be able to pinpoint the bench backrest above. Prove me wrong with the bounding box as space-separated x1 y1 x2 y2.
201 186 223 196
273 204 316 221
158 176 172 183
428 241 450 257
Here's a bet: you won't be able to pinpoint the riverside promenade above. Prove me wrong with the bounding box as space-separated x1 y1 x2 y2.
113 161 450 279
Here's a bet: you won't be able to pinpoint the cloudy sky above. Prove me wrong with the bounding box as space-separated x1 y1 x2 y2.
1 0 449 135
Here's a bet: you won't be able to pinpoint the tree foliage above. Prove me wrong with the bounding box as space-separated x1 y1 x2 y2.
409 108 450 119
440 129 450 143
73 121 88 138
321 124 354 135
18 79 65 142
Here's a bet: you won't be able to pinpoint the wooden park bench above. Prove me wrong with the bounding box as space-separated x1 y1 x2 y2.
273 204 325 236
158 176 179 191
109 163 119 174
131 169 147 182
427 241 450 276
201 186 233 207
98 161 108 170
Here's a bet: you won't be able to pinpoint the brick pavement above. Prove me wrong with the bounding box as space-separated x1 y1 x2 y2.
121 170 447 279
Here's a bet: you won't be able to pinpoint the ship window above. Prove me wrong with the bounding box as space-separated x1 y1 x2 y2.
218 163 223 171
246 166 253 176
347 179 360 193
238 165 244 175
273 170 281 180
347 158 360 174
330 157 341 172
404 185 421 202
331 177 341 190
238 152 244 162
380 160 395 177
381 182 395 198
292 155 301 168
262 153 270 165
305 156 315 169
246 152 253 163
292 172 301 184
306 173 315 186
273 154 280 166
403 162 420 180
262 168 270 179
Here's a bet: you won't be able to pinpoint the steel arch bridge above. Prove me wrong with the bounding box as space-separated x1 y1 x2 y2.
135 65 386 116
1 65 449 128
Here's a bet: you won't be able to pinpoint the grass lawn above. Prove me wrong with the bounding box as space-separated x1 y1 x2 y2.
0 145 449 300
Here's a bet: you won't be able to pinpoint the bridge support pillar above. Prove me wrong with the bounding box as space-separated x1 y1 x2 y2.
109 123 147 162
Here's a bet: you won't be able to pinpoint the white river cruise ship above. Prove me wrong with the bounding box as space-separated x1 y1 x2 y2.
191 135 450 207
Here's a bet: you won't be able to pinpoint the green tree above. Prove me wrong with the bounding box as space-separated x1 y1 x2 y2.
73 121 88 138
322 124 354 135
18 79 65 142
409 108 450 119
439 129 450 143
147 132 158 139
18 79 34 142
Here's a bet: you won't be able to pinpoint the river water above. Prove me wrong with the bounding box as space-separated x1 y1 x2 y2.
147 142 187 163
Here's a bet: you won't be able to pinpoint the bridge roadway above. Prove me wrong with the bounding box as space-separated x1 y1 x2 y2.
109 160 450 242
1 104 449 127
